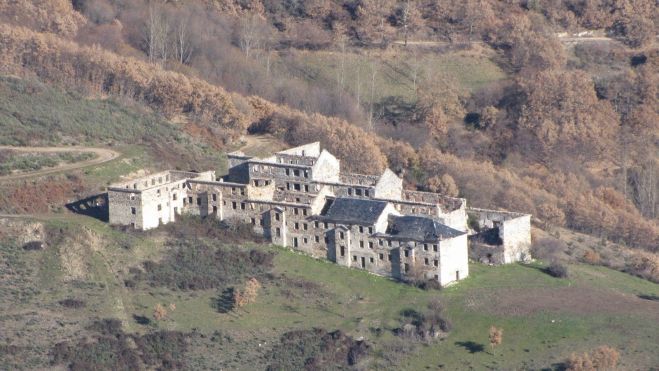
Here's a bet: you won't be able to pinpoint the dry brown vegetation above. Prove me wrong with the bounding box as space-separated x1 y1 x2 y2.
0 1 656 259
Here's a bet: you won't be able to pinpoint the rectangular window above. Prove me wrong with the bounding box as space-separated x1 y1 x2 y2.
352 255 357 262
131 207 136 215
157 204 162 211
294 222 299 230
188 196 193 204
304 184 309 192
315 236 320 243
212 206 217 213
404 250 409 257
379 253 384 260
294 208 299 215
424 258 429 265
424 244 429 251
240 188 245 196
433 245 438 252
314 221 319 228
368 241 374 249
303 209 307 216
197 197 201 205
359 226 364 233
251 218 256 225
172 193 177 201
370 257 374 263
285 168 290 176
212 194 217 201
404 263 410 272
303 223 308 230
356 189 362 196
294 183 301 191
348 188 353 196
379 239 384 246
293 169 300 177
365 190 370 197
231 187 236 195
232 201 237 210
157 189 161 196
359 240 364 248
340 246 345 257
240 203 246 210
275 213 280 221
303 237 308 244
434 260 439 267
276 227 281 237
339 231 344 239
368 227 373 234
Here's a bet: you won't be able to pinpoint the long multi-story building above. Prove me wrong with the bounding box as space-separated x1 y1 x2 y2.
107 142 531 286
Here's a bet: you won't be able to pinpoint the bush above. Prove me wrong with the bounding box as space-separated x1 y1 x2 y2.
51 319 190 370
565 345 620 371
545 262 569 278
59 298 85 308
133 238 274 291
266 328 369 370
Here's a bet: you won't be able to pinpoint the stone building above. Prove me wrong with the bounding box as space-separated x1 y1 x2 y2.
106 142 531 286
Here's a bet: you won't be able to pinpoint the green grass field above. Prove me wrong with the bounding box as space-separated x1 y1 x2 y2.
277 47 506 106
2 214 657 369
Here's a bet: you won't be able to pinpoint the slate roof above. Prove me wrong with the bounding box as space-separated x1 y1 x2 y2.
322 198 388 225
386 215 464 241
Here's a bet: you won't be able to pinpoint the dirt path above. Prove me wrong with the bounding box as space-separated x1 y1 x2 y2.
0 145 120 181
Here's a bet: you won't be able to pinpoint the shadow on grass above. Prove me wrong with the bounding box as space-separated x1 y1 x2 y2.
133 314 151 325
638 294 659 301
455 341 485 353
213 288 235 313
66 193 108 222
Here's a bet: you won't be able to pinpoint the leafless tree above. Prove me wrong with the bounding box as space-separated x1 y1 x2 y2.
237 14 266 59
146 2 169 65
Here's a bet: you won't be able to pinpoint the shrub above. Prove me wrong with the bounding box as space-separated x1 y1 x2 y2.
582 250 601 265
565 345 620 371
133 238 274 291
545 262 569 278
59 298 85 308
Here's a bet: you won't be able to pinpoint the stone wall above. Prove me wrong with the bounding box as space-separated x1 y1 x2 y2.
374 169 403 200
311 150 340 182
468 208 532 264
438 234 469 285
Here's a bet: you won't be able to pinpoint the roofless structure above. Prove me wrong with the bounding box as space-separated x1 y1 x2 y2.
107 142 531 286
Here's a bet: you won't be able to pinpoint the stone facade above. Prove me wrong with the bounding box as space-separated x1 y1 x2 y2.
467 208 532 264
106 142 531 286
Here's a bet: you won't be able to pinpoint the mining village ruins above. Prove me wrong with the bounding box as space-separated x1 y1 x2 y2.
107 142 531 286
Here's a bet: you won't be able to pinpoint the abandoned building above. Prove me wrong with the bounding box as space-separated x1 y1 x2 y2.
107 142 531 286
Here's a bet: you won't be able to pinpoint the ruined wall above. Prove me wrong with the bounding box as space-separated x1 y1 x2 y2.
276 142 321 157
468 208 532 264
438 234 469 286
311 150 340 182
374 169 403 200
108 189 141 228
501 214 532 263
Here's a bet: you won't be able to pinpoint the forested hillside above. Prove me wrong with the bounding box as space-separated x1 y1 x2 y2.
0 0 656 252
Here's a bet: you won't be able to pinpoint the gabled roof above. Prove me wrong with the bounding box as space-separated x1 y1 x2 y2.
386 215 464 241
322 198 389 226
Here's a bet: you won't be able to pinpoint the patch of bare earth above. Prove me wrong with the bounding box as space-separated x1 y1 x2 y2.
464 286 659 320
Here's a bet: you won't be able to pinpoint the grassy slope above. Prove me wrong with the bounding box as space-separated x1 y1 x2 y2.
0 75 226 175
278 47 506 105
2 214 657 369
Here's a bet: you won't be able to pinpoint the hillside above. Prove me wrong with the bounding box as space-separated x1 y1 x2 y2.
1 216 657 369
0 1 657 369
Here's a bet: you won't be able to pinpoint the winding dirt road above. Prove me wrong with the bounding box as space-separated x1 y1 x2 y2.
0 145 121 181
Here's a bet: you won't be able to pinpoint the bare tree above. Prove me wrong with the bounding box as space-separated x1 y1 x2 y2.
146 3 169 65
173 10 194 64
368 59 378 130
237 14 265 59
